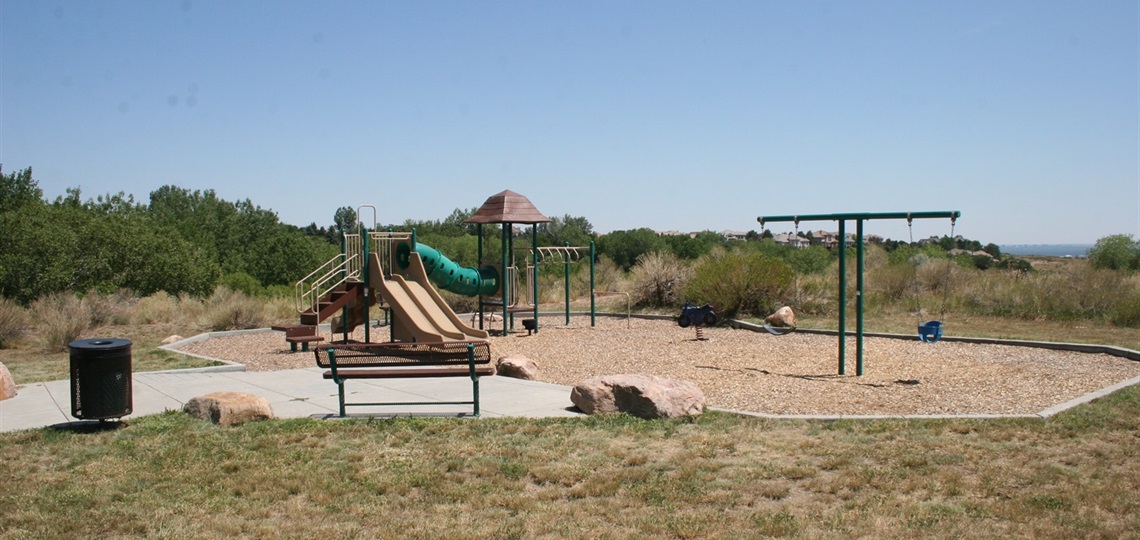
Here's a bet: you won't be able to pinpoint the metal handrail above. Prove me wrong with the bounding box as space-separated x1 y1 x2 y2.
295 253 360 313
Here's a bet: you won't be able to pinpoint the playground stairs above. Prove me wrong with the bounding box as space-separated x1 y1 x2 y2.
300 281 365 326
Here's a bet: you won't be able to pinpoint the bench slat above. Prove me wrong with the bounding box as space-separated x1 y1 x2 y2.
323 365 495 379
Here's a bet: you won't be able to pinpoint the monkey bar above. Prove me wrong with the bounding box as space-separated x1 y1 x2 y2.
757 211 961 376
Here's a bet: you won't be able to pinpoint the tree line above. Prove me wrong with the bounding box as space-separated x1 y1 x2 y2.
1 165 1093 307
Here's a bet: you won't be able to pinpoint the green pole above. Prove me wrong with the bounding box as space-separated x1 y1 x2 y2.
837 219 846 375
564 242 571 325
856 219 865 376
532 224 539 334
501 223 509 336
477 224 484 330
590 240 596 327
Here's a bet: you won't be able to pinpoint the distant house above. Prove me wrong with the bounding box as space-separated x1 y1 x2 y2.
721 230 748 241
773 232 808 248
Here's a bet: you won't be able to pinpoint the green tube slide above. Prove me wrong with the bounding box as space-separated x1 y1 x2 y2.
395 241 499 297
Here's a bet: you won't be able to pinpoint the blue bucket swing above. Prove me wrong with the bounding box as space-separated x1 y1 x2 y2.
909 216 955 344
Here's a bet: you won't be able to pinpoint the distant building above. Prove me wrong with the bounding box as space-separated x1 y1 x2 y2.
721 230 748 241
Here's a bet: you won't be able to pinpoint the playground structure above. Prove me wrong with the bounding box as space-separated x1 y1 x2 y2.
277 191 598 348
758 211 961 376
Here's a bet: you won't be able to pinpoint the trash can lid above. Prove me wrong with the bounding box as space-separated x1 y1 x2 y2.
68 338 132 350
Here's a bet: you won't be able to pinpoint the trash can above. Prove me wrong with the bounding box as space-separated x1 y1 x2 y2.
69 338 132 420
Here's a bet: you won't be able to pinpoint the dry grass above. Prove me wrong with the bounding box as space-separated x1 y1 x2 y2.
30 292 90 353
0 297 29 349
1 386 1138 538
199 287 267 331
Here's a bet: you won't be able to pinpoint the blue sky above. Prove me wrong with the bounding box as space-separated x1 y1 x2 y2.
2 1 1136 244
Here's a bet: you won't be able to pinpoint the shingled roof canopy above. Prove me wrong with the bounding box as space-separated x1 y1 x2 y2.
465 190 551 224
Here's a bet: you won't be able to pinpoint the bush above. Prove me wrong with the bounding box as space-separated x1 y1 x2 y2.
994 257 1033 272
685 250 794 319
32 293 90 352
81 289 135 327
1110 289 1140 327
132 291 182 324
630 251 692 308
1088 234 1139 271
219 272 263 296
200 287 265 331
0 296 29 348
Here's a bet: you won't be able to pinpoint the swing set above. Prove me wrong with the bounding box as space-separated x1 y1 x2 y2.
757 211 961 376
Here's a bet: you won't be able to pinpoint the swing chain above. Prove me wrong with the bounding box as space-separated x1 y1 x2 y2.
907 217 924 324
939 217 957 321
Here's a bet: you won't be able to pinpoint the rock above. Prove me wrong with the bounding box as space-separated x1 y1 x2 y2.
0 362 16 401
570 374 705 419
183 392 273 426
496 355 538 380
160 335 184 345
765 306 797 328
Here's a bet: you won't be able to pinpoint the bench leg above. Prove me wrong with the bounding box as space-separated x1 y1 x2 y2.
289 342 298 353
472 378 480 417
337 380 347 418
302 341 310 353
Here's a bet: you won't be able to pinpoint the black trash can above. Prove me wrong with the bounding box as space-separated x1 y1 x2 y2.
69 338 132 420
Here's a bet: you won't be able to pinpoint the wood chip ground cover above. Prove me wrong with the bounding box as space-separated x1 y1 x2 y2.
178 316 1140 416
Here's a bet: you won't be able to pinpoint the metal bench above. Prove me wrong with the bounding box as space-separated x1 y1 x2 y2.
313 341 493 417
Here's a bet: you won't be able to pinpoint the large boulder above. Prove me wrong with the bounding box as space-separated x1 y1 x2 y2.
183 392 273 426
765 306 797 328
496 355 538 380
571 374 705 419
0 362 16 401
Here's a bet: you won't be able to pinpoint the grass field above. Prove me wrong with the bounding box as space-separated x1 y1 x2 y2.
1 385 1137 539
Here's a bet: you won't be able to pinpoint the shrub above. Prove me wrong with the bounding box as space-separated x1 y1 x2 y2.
132 291 182 324
630 251 692 308
264 295 299 325
994 257 1033 272
200 287 266 331
81 289 135 327
685 250 794 319
0 296 29 348
1088 234 1139 272
1110 289 1140 327
219 272 263 296
32 293 90 352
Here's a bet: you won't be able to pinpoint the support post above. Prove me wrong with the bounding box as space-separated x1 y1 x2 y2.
532 224 539 334
501 223 510 336
590 240 597 327
837 219 846 375
363 226 370 344
477 223 484 330
565 242 571 325
856 219 865 376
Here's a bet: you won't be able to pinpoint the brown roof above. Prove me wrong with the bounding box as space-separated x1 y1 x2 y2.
465 190 551 224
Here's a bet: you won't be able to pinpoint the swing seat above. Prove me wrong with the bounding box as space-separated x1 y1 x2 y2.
918 320 943 343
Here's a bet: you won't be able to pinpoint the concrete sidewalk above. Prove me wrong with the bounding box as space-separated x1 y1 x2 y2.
0 368 583 433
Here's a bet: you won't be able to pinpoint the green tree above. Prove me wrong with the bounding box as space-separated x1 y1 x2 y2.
0 166 42 212
539 214 594 247
1088 234 1139 271
786 245 833 275
595 228 665 271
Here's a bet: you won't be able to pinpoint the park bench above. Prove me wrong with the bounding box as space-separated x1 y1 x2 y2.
313 340 494 417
